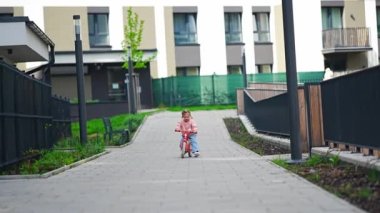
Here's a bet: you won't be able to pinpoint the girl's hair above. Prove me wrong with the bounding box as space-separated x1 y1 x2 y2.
181 109 192 118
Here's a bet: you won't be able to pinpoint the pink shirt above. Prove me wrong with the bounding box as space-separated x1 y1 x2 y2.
175 119 198 133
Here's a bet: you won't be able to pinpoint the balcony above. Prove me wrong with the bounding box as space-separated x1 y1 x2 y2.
0 16 54 63
322 27 372 54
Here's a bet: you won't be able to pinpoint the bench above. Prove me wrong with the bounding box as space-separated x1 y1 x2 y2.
102 117 130 145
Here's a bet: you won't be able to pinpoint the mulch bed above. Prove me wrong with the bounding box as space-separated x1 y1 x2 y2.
223 118 289 155
223 117 380 213
289 162 380 213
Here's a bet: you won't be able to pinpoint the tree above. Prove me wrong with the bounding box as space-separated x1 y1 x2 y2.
122 7 156 69
121 7 156 114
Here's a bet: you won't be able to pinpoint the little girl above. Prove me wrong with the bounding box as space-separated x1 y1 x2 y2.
174 110 200 157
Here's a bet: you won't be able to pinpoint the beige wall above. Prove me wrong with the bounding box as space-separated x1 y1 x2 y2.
344 1 367 71
124 7 156 49
164 7 176 77
347 52 368 70
343 0 366 28
274 5 285 72
13 7 23 16
44 7 90 51
150 60 159 79
52 75 92 100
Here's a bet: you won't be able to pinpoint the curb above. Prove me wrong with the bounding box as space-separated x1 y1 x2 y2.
312 147 380 171
106 142 130 149
0 150 110 180
239 114 380 172
239 115 291 150
126 111 161 146
105 111 158 148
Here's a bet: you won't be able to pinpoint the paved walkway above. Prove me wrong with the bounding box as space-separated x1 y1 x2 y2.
0 110 365 213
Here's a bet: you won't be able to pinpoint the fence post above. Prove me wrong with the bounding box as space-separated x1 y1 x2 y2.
0 67 3 164
242 51 247 88
304 83 312 157
14 75 21 159
212 74 216 105
160 78 164 106
170 76 174 106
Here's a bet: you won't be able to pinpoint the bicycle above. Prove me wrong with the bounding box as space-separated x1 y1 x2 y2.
178 130 192 158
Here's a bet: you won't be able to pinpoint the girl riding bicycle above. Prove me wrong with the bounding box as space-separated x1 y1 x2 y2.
174 110 200 157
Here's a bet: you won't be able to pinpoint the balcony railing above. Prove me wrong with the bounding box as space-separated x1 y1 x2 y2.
322 27 371 51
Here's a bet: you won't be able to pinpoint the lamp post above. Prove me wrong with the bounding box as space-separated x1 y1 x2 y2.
127 46 136 114
282 0 302 162
73 15 87 144
242 47 247 88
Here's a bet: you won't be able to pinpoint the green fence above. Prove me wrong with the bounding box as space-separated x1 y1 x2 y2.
248 71 325 83
153 72 324 107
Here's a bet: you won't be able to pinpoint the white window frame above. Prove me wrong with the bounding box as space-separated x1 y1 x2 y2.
253 12 271 43
225 13 242 43
88 13 110 47
173 13 198 45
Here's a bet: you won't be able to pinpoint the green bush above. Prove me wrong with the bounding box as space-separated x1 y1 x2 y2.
74 138 105 159
20 150 76 174
329 155 341 167
367 169 380 183
18 137 105 175
126 115 144 132
306 154 328 167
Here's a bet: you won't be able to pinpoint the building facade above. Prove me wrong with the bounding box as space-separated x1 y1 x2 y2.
0 0 379 102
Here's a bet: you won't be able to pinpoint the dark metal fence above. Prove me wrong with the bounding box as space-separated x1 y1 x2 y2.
244 90 290 136
243 66 380 151
321 66 380 149
51 96 71 143
0 61 71 167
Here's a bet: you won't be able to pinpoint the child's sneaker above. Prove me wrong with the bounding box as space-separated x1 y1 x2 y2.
194 151 200 157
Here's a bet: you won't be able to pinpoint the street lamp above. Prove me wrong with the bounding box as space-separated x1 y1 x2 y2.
73 15 87 144
127 46 136 114
241 47 247 88
282 0 302 163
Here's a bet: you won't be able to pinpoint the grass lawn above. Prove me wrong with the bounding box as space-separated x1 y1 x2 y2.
0 111 155 175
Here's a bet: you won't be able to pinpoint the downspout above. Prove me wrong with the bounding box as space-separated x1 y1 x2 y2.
44 44 55 84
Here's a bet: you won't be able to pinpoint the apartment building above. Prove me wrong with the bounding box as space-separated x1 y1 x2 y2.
321 0 379 75
0 0 379 103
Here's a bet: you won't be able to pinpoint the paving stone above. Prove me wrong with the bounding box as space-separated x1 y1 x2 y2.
0 110 365 213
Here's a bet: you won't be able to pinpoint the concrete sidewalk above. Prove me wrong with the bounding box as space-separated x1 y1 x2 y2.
0 110 365 213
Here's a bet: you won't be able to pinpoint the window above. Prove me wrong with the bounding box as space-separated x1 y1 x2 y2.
377 7 380 38
227 65 242 74
174 13 197 45
321 7 342 30
225 13 242 43
107 66 126 100
176 67 199 76
88 13 110 47
255 64 272 73
253 13 270 42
